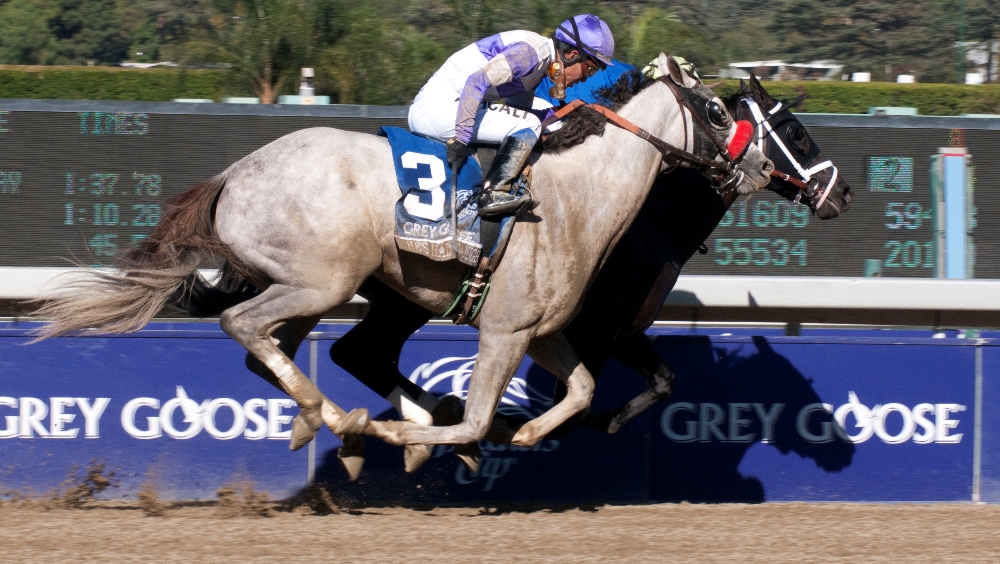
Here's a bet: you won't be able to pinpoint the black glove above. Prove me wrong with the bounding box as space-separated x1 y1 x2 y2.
446 137 469 167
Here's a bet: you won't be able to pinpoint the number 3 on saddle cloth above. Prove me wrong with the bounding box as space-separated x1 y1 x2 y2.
381 126 518 268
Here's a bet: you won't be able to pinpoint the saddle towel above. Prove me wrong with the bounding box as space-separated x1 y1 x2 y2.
380 126 485 266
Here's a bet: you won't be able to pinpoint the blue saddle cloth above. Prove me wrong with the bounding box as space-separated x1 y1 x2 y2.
380 126 485 266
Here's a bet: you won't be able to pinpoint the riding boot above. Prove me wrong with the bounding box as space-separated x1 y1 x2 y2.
477 133 536 217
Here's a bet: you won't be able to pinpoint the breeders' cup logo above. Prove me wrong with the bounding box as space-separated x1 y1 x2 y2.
409 355 557 492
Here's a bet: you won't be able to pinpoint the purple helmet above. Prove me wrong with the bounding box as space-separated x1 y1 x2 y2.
555 14 615 67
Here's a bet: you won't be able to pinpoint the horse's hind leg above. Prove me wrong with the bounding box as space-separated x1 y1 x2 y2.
219 284 369 451
244 315 321 393
512 332 596 447
604 332 676 434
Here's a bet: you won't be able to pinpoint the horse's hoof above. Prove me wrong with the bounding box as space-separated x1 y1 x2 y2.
404 444 434 473
511 425 541 448
338 434 366 481
289 411 322 451
606 414 627 435
455 443 481 474
335 408 370 436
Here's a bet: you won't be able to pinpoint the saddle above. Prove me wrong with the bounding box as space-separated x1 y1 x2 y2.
379 126 531 324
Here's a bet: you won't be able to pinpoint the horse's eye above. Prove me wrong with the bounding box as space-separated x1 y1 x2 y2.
791 125 810 152
707 99 730 128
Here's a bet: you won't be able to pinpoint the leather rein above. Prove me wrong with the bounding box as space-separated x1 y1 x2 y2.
541 75 742 177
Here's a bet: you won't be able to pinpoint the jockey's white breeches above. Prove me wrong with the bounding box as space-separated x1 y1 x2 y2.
408 81 542 145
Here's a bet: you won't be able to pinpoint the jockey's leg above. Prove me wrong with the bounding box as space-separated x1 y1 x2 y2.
471 104 542 217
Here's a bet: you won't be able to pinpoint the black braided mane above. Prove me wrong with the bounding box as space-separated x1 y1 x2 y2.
542 68 657 153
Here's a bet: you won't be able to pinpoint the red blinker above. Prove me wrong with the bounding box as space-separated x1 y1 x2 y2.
727 120 753 159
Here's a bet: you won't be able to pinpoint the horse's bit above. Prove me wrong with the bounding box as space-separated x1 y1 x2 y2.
743 97 839 210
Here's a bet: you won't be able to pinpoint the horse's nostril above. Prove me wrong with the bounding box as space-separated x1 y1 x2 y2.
762 160 774 173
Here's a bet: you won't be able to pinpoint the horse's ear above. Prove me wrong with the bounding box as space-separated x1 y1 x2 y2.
664 54 698 87
657 53 670 80
749 74 777 111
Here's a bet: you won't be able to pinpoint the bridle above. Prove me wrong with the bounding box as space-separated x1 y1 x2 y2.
542 74 752 186
743 96 839 211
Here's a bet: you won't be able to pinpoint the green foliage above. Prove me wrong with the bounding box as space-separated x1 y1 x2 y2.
0 64 225 101
2 63 998 116
0 0 60 64
0 0 996 106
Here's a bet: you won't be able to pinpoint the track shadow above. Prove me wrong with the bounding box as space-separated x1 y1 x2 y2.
304 335 854 505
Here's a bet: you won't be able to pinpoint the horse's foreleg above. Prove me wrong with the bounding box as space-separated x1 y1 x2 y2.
605 332 676 433
219 284 369 451
512 332 596 447
368 329 529 446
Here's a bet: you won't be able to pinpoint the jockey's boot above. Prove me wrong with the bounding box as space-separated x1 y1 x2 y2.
477 132 535 218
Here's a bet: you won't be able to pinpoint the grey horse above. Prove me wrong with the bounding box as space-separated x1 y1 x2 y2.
33 55 773 460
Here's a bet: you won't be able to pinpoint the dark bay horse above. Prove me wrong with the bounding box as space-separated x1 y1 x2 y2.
175 74 850 474
32 56 772 471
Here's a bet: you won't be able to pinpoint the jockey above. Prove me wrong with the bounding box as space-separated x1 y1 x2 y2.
407 14 615 217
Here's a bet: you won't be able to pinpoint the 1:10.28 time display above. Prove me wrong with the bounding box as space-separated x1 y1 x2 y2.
63 202 161 226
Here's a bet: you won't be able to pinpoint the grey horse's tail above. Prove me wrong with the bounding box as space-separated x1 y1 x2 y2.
32 174 250 340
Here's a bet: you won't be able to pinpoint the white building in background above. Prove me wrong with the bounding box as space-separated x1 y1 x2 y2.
719 60 844 81
963 41 998 84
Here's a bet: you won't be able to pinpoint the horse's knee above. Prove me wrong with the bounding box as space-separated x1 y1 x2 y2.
565 373 596 411
458 420 490 443
219 309 256 344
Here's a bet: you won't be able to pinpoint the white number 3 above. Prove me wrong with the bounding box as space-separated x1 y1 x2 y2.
401 151 446 221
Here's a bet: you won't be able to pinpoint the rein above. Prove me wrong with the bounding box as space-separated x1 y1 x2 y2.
542 77 743 176
743 97 839 209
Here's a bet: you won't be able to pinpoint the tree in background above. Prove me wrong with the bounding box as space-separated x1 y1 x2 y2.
48 0 131 64
125 0 215 62
770 0 961 82
966 0 1000 82
314 5 444 105
0 0 60 65
179 0 343 103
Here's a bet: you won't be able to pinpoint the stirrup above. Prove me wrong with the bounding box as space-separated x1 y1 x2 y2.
477 189 532 218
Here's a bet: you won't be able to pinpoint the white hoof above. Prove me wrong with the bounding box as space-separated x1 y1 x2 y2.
289 411 321 451
338 434 365 481
403 444 434 473
511 424 541 448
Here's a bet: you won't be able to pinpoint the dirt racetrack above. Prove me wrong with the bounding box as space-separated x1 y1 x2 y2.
2 501 1000 562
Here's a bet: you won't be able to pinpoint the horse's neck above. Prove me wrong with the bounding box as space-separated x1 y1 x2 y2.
539 84 686 244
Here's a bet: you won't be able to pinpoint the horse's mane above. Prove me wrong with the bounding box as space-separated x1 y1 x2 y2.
542 69 657 153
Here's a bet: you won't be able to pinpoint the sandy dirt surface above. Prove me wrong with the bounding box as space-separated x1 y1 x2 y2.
2 502 999 562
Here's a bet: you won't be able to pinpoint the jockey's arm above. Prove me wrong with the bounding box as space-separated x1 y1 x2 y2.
454 41 545 145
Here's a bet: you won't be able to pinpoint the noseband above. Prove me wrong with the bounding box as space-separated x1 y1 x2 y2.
743 97 839 210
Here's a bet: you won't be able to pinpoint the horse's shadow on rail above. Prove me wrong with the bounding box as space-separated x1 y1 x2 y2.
306 336 854 508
